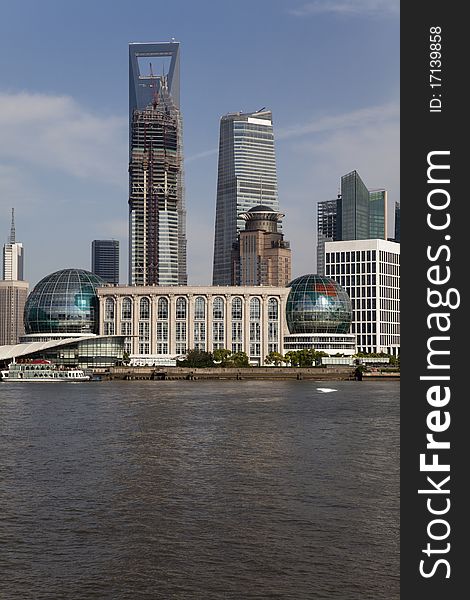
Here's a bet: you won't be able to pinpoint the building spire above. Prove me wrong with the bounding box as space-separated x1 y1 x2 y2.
9 208 16 244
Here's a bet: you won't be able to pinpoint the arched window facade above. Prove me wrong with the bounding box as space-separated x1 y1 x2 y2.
120 297 132 353
268 297 279 354
121 297 132 320
176 297 187 320
232 297 242 320
104 298 115 335
212 297 224 320
157 297 168 320
138 298 150 354
249 297 261 360
194 296 206 320
156 297 169 354
212 297 225 350
139 297 150 320
194 297 206 351
175 297 187 354
231 297 243 353
105 298 115 321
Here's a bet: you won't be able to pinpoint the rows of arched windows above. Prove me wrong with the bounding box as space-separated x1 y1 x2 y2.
102 296 280 356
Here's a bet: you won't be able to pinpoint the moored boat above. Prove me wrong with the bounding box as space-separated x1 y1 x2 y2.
0 359 90 382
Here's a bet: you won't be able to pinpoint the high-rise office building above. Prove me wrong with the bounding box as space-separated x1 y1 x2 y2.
325 238 400 355
128 41 187 286
92 240 119 284
1 209 28 345
368 189 387 239
3 208 24 281
316 171 388 273
231 205 291 286
316 197 340 276
212 110 279 285
339 170 370 240
394 201 400 242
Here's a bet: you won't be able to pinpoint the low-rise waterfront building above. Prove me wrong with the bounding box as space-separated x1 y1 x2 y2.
97 285 290 366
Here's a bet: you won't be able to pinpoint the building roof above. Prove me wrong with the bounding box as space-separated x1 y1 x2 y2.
247 205 275 213
0 336 106 361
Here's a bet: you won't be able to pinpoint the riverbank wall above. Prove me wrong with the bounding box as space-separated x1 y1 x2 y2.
91 366 399 381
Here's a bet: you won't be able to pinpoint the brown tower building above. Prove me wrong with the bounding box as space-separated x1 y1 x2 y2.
231 205 291 286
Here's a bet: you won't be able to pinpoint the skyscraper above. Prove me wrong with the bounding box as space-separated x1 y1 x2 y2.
128 41 187 286
92 240 119 284
1 209 28 345
3 208 24 281
394 201 400 242
316 197 340 276
339 170 370 241
368 189 387 239
212 110 279 285
316 171 388 273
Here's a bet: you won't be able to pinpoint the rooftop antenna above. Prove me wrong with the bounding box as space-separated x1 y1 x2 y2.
8 208 16 244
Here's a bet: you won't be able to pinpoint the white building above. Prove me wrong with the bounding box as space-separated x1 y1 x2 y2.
97 285 290 366
3 209 24 281
324 239 400 355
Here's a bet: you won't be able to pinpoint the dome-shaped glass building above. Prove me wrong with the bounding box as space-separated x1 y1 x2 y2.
286 274 352 334
24 269 105 334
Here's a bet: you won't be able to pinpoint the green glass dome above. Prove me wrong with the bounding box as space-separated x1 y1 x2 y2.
286 274 352 334
24 269 105 334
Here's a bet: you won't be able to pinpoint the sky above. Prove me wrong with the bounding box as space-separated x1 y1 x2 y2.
0 0 399 288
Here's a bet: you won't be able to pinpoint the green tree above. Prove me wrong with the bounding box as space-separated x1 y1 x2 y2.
265 351 284 366
180 349 215 368
284 351 300 367
230 351 249 367
213 348 232 366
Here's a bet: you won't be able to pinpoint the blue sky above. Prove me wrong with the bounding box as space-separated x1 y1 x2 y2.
0 0 399 288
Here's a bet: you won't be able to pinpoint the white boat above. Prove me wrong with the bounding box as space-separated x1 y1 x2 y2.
0 359 90 382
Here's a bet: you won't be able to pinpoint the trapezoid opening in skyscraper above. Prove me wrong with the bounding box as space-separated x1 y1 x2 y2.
128 41 187 286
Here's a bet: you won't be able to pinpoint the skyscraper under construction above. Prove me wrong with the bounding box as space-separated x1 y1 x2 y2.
128 41 187 285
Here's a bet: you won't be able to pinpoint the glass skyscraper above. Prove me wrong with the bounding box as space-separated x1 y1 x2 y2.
212 110 279 285
368 189 387 239
394 201 400 242
316 172 388 274
92 240 119 285
128 41 187 286
316 197 340 276
339 170 370 241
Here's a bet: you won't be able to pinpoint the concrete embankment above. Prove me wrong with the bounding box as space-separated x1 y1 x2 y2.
90 366 398 381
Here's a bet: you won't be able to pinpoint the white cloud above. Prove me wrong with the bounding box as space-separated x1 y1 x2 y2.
290 0 399 17
277 102 399 140
185 148 218 164
0 91 127 185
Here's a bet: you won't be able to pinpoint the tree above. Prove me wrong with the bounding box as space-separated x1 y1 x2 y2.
284 351 300 367
213 348 232 366
265 351 284 366
230 351 249 367
180 349 215 368
122 351 131 365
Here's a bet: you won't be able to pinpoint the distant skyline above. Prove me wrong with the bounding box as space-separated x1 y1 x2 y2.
0 0 399 288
